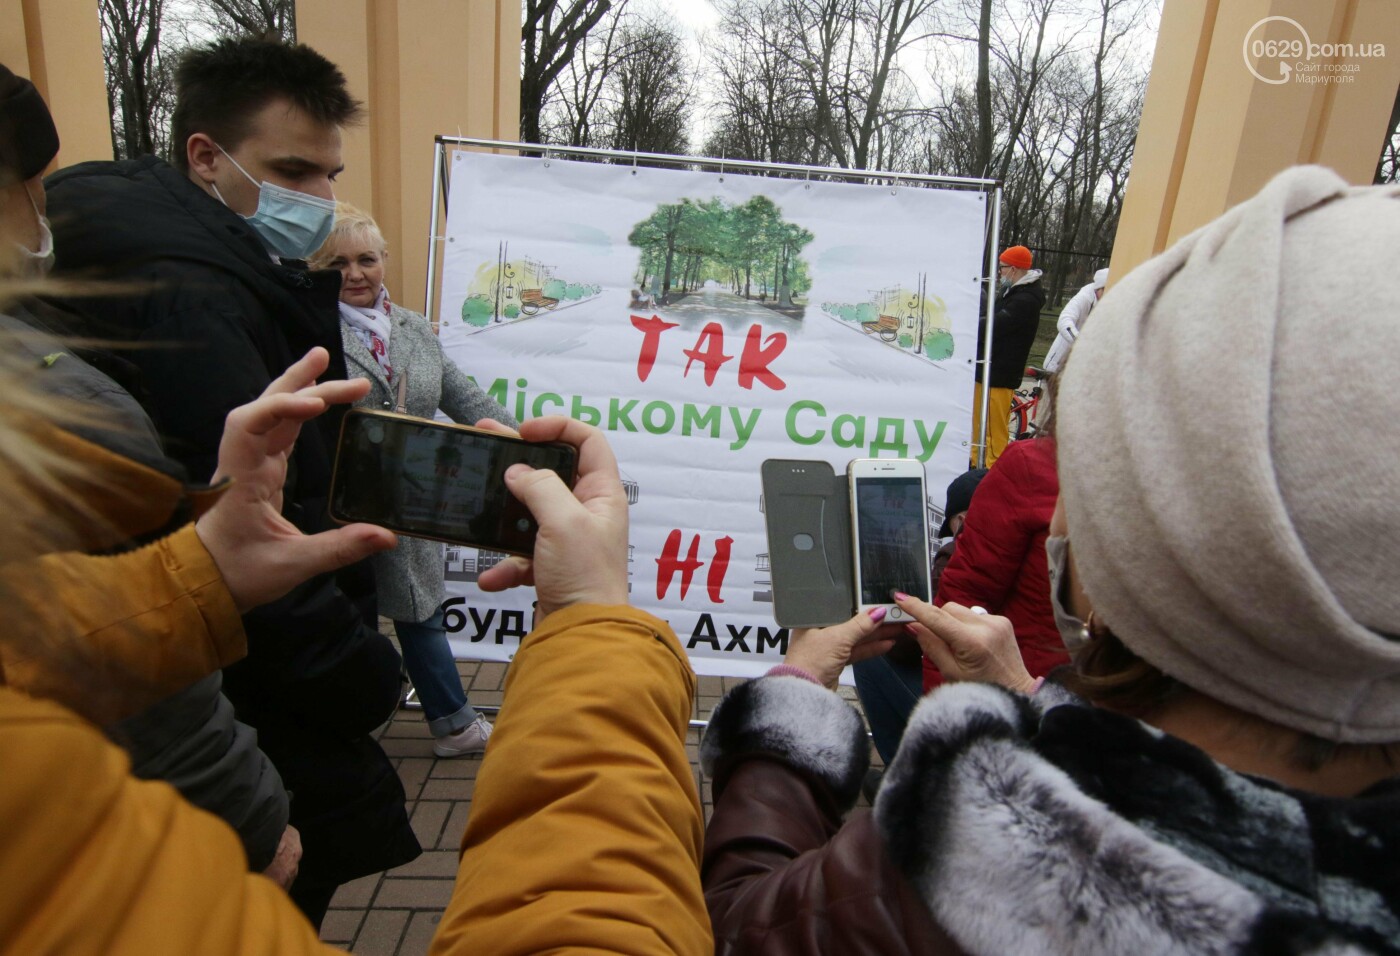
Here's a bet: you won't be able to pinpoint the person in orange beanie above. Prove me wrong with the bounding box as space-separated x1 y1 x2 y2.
972 245 1045 467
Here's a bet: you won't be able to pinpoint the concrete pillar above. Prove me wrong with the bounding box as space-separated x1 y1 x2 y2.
1109 0 1400 284
0 0 112 170
297 0 521 314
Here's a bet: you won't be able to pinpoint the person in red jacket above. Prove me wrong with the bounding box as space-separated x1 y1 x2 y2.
923 436 1067 691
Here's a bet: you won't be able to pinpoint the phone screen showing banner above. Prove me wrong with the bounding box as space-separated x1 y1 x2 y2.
435 150 985 678
855 478 931 605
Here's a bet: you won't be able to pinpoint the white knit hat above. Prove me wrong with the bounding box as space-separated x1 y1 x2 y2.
1058 166 1400 743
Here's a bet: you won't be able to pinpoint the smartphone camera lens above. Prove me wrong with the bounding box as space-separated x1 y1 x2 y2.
365 423 385 444
516 518 532 532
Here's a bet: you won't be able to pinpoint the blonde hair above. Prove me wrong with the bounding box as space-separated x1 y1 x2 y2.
308 201 387 271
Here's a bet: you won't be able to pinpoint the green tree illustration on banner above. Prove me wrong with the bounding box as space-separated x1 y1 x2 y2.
628 196 814 319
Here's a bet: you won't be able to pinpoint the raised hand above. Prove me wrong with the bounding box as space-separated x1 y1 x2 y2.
474 416 629 620
782 610 903 690
898 595 1036 693
195 347 397 612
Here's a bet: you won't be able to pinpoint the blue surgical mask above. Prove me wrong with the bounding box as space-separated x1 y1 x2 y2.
1045 534 1091 654
997 277 1013 294
214 145 336 260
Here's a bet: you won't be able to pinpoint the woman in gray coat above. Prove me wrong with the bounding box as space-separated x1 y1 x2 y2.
312 203 518 756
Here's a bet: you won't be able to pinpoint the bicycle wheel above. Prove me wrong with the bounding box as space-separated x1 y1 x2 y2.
1008 403 1029 442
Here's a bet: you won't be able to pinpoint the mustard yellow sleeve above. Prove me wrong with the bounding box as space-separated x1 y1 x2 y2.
0 688 335 956
0 524 244 720
431 605 712 956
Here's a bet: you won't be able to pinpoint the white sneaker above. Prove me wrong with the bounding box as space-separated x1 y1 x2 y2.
432 715 492 757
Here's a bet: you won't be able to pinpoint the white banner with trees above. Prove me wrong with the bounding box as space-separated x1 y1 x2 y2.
435 150 985 677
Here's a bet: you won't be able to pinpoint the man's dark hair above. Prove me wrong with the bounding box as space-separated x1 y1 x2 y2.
169 38 363 171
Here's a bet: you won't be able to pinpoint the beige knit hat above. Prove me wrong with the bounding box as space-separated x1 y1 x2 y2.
1058 166 1400 743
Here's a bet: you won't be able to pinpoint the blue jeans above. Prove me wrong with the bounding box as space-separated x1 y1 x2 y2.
853 655 924 764
395 609 478 737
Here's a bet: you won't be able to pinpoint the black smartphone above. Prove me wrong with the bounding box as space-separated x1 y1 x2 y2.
329 409 577 555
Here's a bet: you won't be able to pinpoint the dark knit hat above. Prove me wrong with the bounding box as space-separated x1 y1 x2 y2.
937 467 988 538
0 64 60 188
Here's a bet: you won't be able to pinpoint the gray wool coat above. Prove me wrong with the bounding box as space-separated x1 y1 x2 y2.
341 303 517 623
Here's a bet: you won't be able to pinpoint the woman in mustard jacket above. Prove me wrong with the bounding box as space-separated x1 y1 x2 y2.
0 341 710 955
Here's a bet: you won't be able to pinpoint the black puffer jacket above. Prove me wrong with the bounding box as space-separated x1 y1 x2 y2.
976 270 1046 388
46 157 419 892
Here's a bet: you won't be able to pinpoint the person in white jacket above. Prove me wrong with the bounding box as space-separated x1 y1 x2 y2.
1044 268 1108 373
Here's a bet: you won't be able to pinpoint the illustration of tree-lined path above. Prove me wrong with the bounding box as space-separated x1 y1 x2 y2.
629 195 814 320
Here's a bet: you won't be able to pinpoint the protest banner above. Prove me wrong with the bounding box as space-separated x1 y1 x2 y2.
434 149 989 678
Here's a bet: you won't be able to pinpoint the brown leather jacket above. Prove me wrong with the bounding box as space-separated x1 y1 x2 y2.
704 754 961 955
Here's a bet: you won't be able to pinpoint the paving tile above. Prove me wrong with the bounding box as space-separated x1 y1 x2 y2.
471 661 508 690
401 910 443 955
319 908 365 944
428 757 481 779
696 676 724 696
391 850 460 878
382 719 432 739
330 872 382 910
438 802 472 850
466 689 504 707
375 878 455 909
420 778 475 802
380 737 434 758
396 758 434 800
409 801 451 848
351 909 410 956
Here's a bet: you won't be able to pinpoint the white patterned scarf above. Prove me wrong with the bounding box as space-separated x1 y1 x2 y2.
339 287 394 381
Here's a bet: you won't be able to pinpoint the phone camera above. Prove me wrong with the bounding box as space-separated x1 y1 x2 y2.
365 423 385 444
516 518 532 532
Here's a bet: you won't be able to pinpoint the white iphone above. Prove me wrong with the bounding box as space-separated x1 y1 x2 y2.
847 458 932 622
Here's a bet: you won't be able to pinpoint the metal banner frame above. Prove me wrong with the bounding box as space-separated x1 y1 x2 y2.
422 137 1003 466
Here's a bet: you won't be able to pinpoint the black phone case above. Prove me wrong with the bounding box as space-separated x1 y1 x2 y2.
761 459 856 628
328 408 576 555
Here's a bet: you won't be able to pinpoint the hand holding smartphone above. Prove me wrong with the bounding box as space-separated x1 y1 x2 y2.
848 458 932 623
329 409 578 555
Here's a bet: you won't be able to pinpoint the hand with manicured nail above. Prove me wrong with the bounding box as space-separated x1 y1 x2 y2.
894 594 1037 693
782 608 905 690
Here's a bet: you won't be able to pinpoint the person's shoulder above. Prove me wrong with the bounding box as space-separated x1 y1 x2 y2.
999 436 1057 477
46 155 170 193
0 688 114 770
388 302 431 327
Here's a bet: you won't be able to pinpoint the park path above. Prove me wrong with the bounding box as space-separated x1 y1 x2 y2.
656 286 803 333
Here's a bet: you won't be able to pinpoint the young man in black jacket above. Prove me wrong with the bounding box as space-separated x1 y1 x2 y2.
972 244 1045 468
46 39 419 927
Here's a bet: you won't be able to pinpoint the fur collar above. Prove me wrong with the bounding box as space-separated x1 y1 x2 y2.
702 675 1399 954
875 683 1400 955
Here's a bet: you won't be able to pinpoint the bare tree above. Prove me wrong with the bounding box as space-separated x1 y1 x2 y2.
1375 86 1400 184
542 2 630 146
522 0 617 145
704 0 813 165
101 0 174 160
185 0 296 42
600 15 692 155
703 0 948 170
